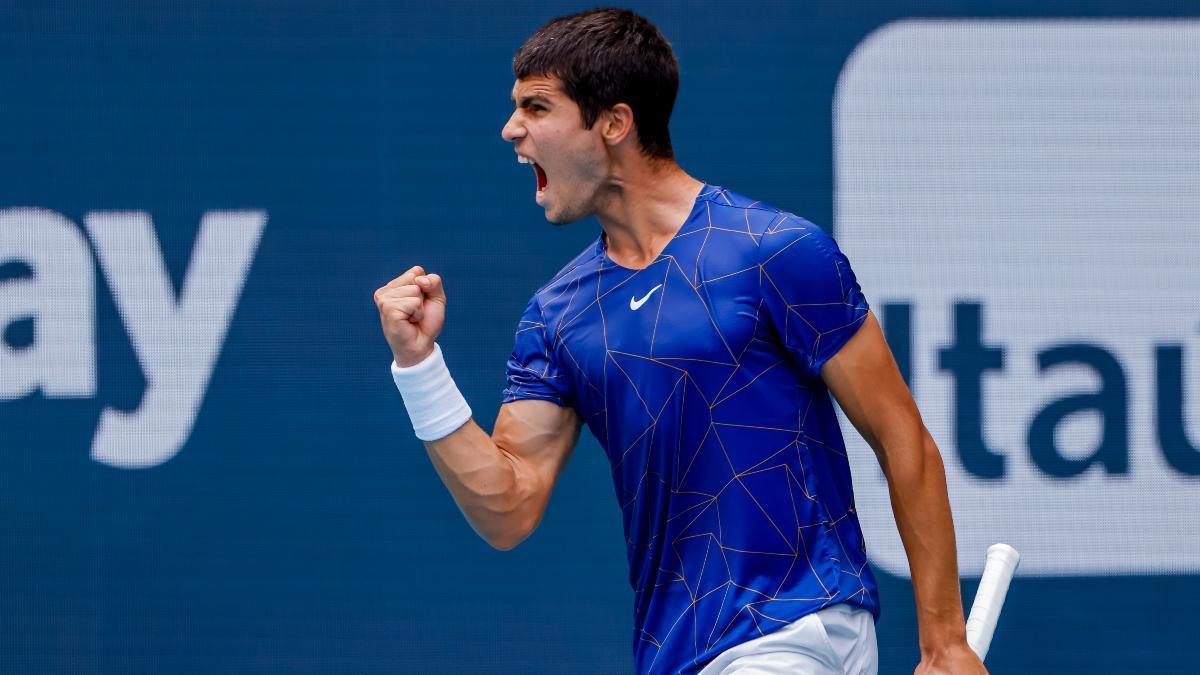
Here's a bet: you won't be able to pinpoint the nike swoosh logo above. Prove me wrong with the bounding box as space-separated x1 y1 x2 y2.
630 284 663 311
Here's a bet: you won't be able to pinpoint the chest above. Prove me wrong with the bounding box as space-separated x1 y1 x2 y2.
551 258 763 403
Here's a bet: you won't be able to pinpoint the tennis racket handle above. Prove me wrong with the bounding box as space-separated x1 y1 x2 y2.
965 543 1020 662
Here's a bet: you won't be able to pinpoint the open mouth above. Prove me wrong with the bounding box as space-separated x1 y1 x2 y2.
518 155 548 192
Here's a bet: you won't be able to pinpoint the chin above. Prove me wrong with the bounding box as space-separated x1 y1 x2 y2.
542 197 592 225
545 209 573 226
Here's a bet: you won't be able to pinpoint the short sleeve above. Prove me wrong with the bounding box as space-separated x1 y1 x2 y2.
758 218 871 379
501 295 574 407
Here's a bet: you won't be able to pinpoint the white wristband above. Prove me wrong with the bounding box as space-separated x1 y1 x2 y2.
390 343 472 441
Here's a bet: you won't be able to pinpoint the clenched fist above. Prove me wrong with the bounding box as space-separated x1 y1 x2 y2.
374 265 447 367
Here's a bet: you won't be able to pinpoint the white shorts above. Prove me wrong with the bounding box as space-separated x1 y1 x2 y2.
697 604 878 675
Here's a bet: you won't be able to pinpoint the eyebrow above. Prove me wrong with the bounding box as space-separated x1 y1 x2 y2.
512 94 551 108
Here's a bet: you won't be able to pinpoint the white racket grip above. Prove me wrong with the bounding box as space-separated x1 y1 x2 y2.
965 543 1020 662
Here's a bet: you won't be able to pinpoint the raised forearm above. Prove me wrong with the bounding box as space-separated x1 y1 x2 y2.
881 426 967 656
424 420 542 550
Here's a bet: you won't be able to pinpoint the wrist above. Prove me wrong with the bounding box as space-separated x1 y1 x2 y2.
919 624 969 657
390 343 472 441
393 345 435 368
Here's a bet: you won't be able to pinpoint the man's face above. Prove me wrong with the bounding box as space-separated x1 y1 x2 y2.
501 75 609 224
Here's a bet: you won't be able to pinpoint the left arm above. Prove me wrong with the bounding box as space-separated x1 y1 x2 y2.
821 309 986 674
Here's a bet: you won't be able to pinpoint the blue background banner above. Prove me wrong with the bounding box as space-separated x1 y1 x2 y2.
1 1 1196 673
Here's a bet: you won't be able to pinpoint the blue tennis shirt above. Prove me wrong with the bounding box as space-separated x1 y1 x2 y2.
502 184 880 674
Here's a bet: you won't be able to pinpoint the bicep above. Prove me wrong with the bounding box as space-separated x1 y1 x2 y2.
820 309 924 464
492 398 582 492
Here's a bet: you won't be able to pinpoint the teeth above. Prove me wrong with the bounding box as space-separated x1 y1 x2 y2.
517 156 531 164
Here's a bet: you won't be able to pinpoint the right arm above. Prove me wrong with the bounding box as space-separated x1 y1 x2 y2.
375 265 580 550
422 400 580 550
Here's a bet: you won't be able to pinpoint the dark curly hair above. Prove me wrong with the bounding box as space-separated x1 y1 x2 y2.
513 8 679 160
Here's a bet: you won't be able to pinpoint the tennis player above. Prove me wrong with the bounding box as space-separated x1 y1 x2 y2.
375 8 986 675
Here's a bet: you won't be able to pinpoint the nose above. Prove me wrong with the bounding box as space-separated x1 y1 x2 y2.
501 110 525 143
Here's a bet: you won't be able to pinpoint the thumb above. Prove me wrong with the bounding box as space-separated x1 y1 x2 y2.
417 273 446 334
417 273 446 303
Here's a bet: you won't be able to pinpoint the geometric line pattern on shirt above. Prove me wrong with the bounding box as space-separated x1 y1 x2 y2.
503 185 876 674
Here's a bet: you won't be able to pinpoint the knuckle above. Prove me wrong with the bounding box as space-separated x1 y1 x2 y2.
382 288 412 303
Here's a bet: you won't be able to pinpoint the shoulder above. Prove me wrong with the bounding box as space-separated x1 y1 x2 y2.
523 235 604 320
700 185 790 232
699 185 835 259
758 212 840 265
754 208 861 308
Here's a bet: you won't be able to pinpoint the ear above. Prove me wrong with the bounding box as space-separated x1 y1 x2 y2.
600 103 635 147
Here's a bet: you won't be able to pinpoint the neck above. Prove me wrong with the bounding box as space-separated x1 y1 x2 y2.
596 159 704 269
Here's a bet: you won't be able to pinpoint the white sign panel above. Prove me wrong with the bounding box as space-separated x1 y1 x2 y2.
834 20 1200 577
